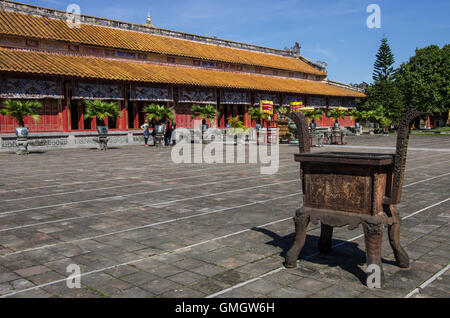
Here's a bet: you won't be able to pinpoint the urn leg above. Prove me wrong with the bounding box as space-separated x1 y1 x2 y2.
363 223 385 288
387 206 410 268
284 210 310 269
319 224 333 254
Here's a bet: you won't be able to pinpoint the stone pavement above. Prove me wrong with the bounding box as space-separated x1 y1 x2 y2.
0 135 448 298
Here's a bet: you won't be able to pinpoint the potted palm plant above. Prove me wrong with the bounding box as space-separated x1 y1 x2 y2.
276 107 291 143
228 116 247 145
84 100 121 150
276 106 290 122
372 106 394 136
191 104 217 129
249 106 269 131
327 108 347 128
304 109 324 130
191 104 218 143
0 99 42 155
327 108 348 144
142 103 174 146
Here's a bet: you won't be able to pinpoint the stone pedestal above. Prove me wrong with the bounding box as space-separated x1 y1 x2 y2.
16 137 29 155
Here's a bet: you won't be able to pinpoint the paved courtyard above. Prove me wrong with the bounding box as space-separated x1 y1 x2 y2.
0 135 449 298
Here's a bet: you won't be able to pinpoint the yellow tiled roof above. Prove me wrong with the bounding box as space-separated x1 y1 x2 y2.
0 10 326 76
0 48 366 98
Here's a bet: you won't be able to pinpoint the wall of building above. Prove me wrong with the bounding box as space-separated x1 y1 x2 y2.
0 76 356 134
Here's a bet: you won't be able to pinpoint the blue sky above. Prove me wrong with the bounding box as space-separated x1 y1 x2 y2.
23 0 450 84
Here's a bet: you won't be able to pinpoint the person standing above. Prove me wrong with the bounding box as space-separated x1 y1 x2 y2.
164 120 173 146
150 120 157 145
141 122 150 147
172 121 177 146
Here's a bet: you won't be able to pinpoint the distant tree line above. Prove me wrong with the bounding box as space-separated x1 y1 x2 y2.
354 37 449 129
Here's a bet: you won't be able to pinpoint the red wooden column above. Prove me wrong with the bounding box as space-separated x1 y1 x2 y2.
244 105 250 128
215 104 219 127
91 116 97 131
78 101 84 130
120 101 128 130
133 102 139 129
62 102 69 132
219 105 225 128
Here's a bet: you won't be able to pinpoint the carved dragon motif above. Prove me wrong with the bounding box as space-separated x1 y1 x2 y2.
391 110 431 204
287 112 311 154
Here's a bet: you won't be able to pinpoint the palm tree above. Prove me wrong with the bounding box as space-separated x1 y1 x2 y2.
249 106 269 126
304 109 324 122
142 103 174 125
191 104 218 123
327 108 347 127
84 100 121 127
275 106 290 122
0 99 42 128
84 100 121 150
227 116 247 144
228 116 247 131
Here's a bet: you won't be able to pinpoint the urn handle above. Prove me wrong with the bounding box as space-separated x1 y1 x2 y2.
391 110 431 204
287 112 311 154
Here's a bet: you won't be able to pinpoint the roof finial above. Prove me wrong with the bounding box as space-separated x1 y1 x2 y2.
146 11 153 27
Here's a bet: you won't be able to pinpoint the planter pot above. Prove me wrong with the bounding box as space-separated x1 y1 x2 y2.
153 125 165 146
97 125 109 135
201 124 209 132
95 126 109 150
15 127 29 138
154 125 165 135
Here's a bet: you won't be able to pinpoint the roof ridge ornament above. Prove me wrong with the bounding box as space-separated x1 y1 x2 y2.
146 11 153 27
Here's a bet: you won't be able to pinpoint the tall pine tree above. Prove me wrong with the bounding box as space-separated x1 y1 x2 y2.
359 36 405 125
373 37 395 82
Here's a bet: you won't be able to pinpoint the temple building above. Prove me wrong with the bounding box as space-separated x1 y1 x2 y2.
0 1 365 140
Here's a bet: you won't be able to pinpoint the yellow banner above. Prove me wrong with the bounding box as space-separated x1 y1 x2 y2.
290 102 303 112
260 100 274 115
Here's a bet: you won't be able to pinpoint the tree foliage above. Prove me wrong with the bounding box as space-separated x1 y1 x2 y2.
248 106 269 124
190 104 218 120
395 44 450 114
84 100 121 125
359 80 405 124
0 99 42 127
327 109 347 122
304 109 324 121
228 116 247 130
373 37 395 82
142 103 174 124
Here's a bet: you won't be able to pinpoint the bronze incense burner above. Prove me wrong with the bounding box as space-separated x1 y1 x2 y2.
284 110 429 288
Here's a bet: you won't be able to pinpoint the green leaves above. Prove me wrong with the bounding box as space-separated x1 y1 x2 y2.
191 104 217 120
84 100 121 123
0 99 42 127
227 116 247 134
248 106 268 123
396 44 449 113
373 37 396 82
327 109 346 121
142 103 174 123
304 109 324 121
276 106 290 115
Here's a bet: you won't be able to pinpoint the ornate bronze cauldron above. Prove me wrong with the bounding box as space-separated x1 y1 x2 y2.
284 110 429 288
